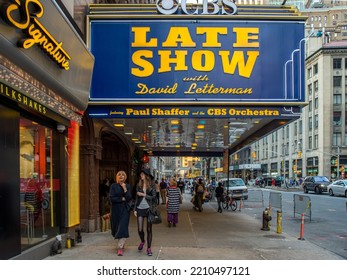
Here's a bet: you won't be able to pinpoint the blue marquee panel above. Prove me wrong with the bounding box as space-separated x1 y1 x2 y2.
90 20 305 103
87 105 301 119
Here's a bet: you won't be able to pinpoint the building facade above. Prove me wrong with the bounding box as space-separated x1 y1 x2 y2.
241 38 347 182
0 0 94 259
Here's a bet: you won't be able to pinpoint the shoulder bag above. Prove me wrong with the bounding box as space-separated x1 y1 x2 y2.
147 204 162 224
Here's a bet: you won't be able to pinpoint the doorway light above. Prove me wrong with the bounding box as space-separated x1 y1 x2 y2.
113 119 125 127
124 127 133 135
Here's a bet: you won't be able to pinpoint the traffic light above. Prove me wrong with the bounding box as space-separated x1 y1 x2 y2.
297 150 302 158
331 156 337 166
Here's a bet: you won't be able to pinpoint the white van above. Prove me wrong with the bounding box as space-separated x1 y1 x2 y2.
220 178 248 200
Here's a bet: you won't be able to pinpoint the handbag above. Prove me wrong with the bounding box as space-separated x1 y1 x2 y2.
147 204 162 224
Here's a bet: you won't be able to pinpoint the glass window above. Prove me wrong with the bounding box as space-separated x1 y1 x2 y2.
314 81 318 92
299 120 303 134
333 76 342 87
333 94 342 105
308 84 312 95
333 133 342 146
294 122 297 136
314 135 318 149
286 126 289 139
308 136 312 149
313 63 318 75
20 118 60 250
309 116 312 130
333 112 341 125
314 97 318 109
333 58 342 69
307 67 312 78
309 100 312 111
315 114 319 128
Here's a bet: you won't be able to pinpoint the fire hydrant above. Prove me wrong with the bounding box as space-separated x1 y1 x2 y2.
261 207 272 231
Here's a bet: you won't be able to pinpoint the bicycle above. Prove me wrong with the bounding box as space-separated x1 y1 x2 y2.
222 192 237 211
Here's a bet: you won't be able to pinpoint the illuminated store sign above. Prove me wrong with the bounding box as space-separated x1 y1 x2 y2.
0 81 47 115
156 0 238 15
0 0 71 70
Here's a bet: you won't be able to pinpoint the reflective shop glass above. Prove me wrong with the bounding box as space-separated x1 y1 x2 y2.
20 118 59 250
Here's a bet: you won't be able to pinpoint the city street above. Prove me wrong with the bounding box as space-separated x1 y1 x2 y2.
241 187 347 259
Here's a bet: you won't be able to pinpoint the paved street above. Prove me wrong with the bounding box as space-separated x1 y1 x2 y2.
44 192 344 260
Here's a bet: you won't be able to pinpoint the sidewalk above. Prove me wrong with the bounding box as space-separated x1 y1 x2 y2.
44 193 344 260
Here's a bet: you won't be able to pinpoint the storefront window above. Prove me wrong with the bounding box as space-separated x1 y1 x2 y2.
19 118 59 249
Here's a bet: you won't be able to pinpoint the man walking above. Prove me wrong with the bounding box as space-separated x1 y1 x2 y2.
160 178 168 205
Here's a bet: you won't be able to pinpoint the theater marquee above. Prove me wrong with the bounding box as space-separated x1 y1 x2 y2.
88 5 306 105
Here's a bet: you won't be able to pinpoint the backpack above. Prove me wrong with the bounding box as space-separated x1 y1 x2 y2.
197 184 204 193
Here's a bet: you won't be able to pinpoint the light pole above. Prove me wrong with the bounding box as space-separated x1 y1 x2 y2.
227 124 230 193
334 146 340 180
292 140 302 179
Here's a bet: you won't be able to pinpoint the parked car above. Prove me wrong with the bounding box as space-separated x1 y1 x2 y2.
327 180 347 197
302 176 330 194
260 176 284 187
220 178 248 200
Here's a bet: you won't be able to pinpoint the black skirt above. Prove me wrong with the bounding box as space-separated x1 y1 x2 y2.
136 208 149 217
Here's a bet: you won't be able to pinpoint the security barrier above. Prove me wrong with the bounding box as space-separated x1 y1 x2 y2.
269 191 282 212
293 194 311 222
244 189 264 207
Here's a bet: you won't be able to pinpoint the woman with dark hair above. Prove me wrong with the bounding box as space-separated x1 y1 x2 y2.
109 171 132 256
134 169 156 256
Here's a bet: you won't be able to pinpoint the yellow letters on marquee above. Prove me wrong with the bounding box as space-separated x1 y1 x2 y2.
131 26 260 78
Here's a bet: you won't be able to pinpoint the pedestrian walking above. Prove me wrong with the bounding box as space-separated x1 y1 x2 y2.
134 169 157 256
215 181 224 213
154 179 160 205
166 179 182 227
159 178 167 205
177 178 185 194
109 171 132 256
194 178 205 212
